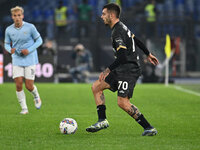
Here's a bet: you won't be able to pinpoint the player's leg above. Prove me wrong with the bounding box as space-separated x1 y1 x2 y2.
92 80 108 106
92 80 110 120
117 96 141 119
117 75 157 136
24 65 41 109
86 80 110 132
13 66 28 114
117 96 157 136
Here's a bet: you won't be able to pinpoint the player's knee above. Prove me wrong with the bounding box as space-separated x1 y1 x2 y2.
25 83 34 91
91 81 100 93
117 98 126 109
91 83 96 93
16 83 23 91
117 100 123 109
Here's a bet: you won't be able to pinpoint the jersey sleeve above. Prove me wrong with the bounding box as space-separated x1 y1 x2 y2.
108 31 128 71
4 28 11 53
134 36 150 56
113 32 127 51
27 24 43 53
4 28 11 44
31 24 41 40
27 36 43 53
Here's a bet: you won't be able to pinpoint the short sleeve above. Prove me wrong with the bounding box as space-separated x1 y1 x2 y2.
31 24 40 40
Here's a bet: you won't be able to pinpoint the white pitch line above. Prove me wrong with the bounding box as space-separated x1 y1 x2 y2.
174 85 200 97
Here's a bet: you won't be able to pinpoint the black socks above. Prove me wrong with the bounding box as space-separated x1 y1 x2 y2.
97 105 106 121
136 114 152 129
96 105 152 129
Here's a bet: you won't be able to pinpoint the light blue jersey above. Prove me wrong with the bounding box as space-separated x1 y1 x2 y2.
4 21 43 66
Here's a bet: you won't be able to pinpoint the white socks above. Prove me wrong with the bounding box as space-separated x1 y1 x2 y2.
16 90 27 110
16 85 40 111
31 85 40 100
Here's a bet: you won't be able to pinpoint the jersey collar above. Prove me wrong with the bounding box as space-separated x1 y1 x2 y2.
111 21 120 30
14 21 24 30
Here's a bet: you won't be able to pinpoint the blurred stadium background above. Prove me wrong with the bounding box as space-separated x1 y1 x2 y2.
0 0 200 84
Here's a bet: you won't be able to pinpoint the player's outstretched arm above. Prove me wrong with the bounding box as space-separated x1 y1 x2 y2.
147 53 159 65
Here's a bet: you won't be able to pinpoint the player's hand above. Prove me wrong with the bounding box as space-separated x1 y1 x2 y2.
99 68 110 82
21 49 29 55
11 48 16 54
147 53 159 66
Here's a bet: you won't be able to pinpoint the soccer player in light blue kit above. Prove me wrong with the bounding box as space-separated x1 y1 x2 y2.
4 6 43 114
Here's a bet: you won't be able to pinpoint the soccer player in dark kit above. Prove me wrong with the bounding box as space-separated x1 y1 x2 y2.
86 3 159 136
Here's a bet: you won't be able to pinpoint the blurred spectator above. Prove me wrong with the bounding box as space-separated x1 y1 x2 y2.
144 0 157 38
77 0 92 38
54 0 68 40
69 43 93 83
41 39 57 56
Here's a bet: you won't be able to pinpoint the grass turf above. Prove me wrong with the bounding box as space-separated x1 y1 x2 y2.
178 84 200 93
0 83 200 150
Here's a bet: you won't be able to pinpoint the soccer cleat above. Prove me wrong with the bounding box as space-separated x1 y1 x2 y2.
20 109 28 114
86 119 109 133
34 99 42 109
142 127 157 136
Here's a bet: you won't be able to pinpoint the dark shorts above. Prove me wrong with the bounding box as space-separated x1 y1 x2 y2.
105 70 140 99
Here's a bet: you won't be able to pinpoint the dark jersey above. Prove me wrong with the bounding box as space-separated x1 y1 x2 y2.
109 21 150 75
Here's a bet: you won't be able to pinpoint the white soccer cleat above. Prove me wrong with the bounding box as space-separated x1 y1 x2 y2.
20 109 28 114
86 119 109 132
34 99 42 109
142 127 157 136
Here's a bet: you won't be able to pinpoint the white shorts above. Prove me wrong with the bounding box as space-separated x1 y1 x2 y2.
13 65 36 80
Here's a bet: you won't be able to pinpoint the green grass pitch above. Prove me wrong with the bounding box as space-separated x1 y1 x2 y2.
0 83 200 150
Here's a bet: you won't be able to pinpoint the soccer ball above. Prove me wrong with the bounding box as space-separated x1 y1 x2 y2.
59 118 78 134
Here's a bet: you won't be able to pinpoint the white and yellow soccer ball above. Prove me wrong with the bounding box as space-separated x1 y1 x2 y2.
59 118 78 134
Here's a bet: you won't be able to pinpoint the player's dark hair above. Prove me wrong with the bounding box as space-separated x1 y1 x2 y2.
103 3 121 18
